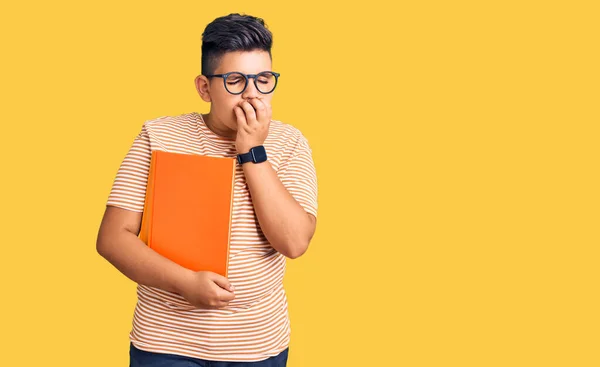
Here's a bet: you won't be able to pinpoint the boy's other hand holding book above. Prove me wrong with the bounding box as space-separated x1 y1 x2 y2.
178 270 236 309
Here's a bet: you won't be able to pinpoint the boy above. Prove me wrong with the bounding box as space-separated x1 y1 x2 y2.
96 13 318 367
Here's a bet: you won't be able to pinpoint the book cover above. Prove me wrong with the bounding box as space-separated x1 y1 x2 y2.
139 150 236 277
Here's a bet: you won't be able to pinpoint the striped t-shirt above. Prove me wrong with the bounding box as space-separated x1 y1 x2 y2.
106 111 318 362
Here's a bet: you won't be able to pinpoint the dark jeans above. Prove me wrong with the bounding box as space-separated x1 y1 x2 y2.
130 343 289 367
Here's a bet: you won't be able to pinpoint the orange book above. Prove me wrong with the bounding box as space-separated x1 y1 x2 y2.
139 150 236 277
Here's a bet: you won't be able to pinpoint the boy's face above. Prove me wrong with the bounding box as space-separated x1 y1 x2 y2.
196 50 274 132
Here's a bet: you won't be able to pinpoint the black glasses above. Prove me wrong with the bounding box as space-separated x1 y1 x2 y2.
204 71 280 95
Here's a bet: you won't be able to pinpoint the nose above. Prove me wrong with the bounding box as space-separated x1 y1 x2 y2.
241 77 260 99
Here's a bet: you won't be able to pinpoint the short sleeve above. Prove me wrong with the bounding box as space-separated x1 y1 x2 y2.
278 134 318 218
106 125 152 212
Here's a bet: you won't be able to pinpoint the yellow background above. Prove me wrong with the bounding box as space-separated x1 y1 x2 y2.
1 1 598 366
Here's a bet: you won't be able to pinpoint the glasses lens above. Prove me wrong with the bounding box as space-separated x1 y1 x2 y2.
256 72 277 94
225 72 247 94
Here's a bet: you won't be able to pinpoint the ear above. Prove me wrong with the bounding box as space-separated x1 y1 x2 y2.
194 75 212 103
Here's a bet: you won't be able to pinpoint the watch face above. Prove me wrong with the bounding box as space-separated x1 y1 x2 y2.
251 146 267 162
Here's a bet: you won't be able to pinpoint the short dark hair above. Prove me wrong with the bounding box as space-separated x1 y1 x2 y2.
201 13 273 76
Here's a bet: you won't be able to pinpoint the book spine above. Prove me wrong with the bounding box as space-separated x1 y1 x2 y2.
225 159 235 278
139 150 158 247
147 151 158 249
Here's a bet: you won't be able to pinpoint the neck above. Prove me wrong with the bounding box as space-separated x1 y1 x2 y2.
202 113 236 140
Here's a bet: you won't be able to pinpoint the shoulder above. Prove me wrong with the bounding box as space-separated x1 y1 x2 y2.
140 112 199 135
268 119 310 148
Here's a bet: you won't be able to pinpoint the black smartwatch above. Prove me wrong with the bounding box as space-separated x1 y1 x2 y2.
237 145 268 165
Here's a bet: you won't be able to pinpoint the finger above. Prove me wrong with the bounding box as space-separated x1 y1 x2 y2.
234 106 249 131
209 272 235 292
257 98 272 123
217 287 236 302
213 284 235 303
248 98 267 122
239 100 257 124
261 98 271 112
217 301 230 309
206 300 230 309
215 300 231 309
265 100 272 119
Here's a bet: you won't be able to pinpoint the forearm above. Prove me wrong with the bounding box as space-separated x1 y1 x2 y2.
243 161 314 258
97 230 193 294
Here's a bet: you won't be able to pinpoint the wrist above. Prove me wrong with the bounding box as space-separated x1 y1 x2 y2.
173 267 195 295
237 143 262 154
237 145 268 165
